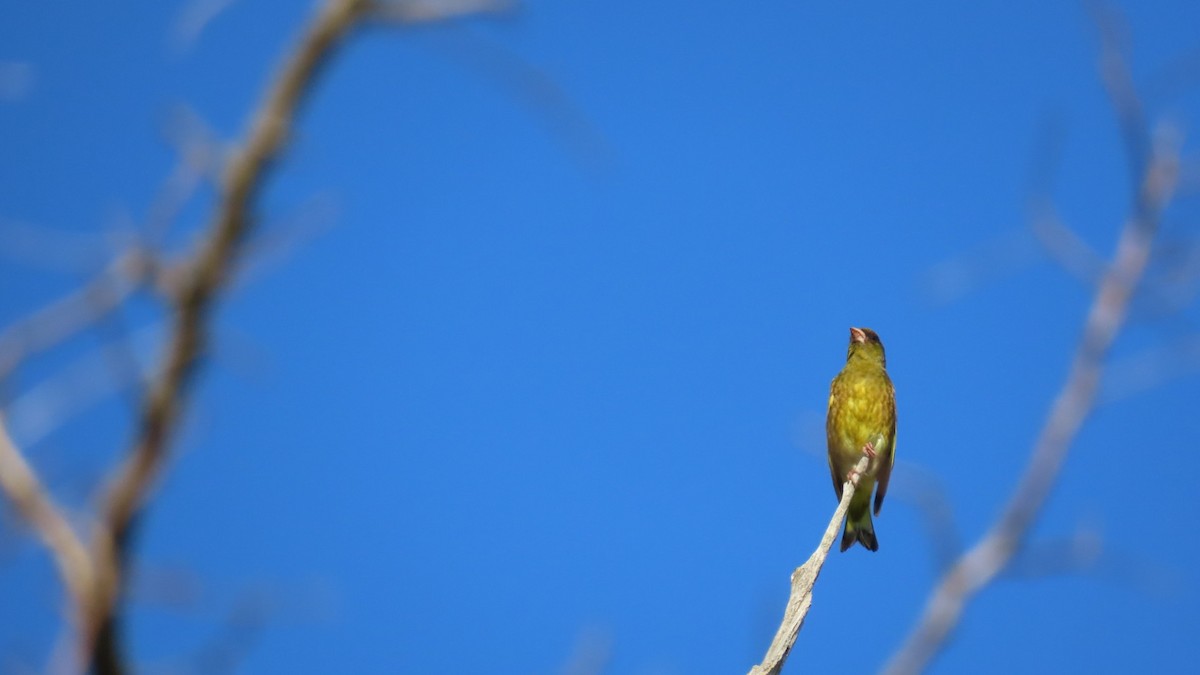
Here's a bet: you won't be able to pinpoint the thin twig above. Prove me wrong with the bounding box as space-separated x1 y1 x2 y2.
748 452 872 675
5 325 159 449
368 0 514 23
0 250 148 385
881 6 1180 673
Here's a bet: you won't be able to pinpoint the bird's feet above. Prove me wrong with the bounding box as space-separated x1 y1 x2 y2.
862 440 877 459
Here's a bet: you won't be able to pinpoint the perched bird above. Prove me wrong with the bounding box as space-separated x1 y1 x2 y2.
826 327 896 552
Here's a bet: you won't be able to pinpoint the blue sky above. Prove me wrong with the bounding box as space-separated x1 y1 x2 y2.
2 1 1200 673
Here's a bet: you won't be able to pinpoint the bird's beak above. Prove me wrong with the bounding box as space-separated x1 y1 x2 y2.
850 326 867 344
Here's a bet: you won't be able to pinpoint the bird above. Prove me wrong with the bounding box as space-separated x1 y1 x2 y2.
826 326 896 552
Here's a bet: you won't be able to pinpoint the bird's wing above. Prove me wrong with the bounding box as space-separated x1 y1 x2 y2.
873 379 897 516
826 377 849 501
828 448 847 501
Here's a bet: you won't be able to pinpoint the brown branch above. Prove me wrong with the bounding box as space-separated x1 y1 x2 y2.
83 1 375 671
748 452 871 675
0 0 514 672
881 7 1180 673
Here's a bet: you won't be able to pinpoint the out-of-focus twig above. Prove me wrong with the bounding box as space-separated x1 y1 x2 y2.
0 220 132 272
172 592 275 675
1101 332 1200 402
748 452 871 675
144 106 227 249
1001 524 1181 597
882 6 1181 673
1000 526 1104 580
369 0 514 23
0 250 150 386
890 464 962 573
557 626 612 675
1029 207 1107 287
0 60 35 102
171 0 242 53
4 325 160 448
920 230 1041 306
0 418 95 627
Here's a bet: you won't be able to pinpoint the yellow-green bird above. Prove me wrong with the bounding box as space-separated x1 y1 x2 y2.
826 326 896 552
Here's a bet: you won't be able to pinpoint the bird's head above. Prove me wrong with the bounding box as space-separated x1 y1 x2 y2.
846 326 886 367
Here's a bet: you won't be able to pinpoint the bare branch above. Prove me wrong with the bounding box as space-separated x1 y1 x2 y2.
882 7 1180 673
171 0 242 53
0 60 35 102
368 0 514 24
144 106 226 249
171 592 275 675
557 626 612 675
890 463 962 573
919 230 1040 305
1029 207 1107 287
2 0 513 671
4 325 159 449
1025 113 1108 287
84 0 377 671
1001 527 1104 580
748 452 871 675
0 220 132 272
0 251 149 386
0 417 95 628
1100 332 1200 402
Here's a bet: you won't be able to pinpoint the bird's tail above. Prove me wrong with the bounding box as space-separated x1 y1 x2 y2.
840 498 879 552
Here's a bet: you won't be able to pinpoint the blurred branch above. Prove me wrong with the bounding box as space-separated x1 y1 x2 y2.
1001 526 1103 580
1100 332 1200 402
890 463 962 573
0 417 95 628
0 250 150 387
171 592 275 675
0 220 132 272
1 0 522 672
369 0 514 24
414 25 610 167
171 0 241 53
84 0 378 671
1003 524 1181 597
144 106 227 249
919 230 1040 305
0 60 35 102
557 626 612 675
1029 207 1107 287
748 452 871 675
0 60 34 102
1026 113 1108 287
5 325 159 449
882 6 1181 673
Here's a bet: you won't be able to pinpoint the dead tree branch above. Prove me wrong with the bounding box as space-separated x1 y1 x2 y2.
749 452 872 675
81 1 377 671
881 6 1180 674
0 1 513 672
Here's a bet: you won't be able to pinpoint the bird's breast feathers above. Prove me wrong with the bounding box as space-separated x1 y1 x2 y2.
827 369 896 456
